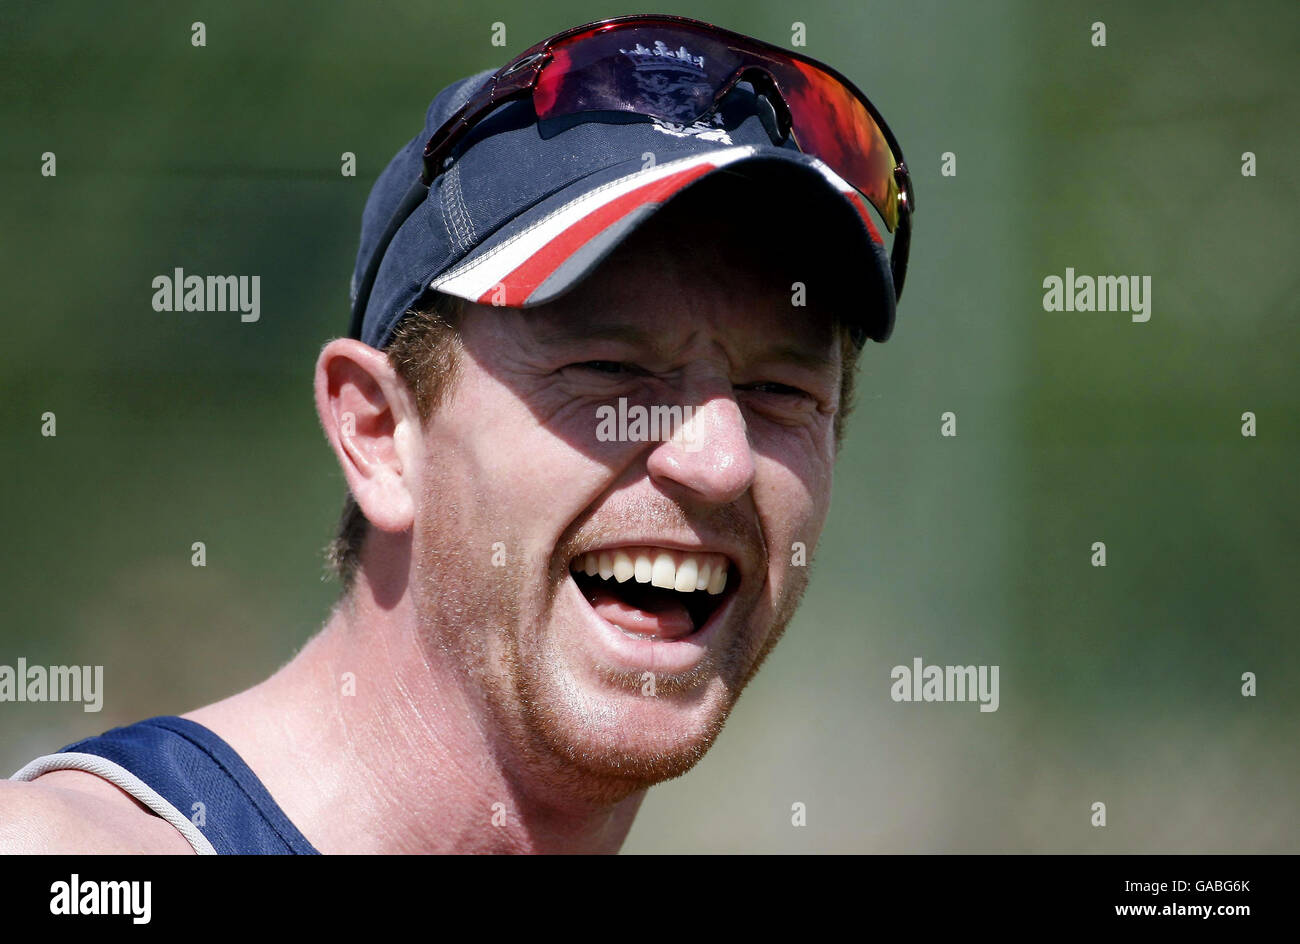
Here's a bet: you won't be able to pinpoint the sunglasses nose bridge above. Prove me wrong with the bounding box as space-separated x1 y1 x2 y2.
730 65 793 135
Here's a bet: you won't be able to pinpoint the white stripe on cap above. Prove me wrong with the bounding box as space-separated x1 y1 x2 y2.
430 145 762 300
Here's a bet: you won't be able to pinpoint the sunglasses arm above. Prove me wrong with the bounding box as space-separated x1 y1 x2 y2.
421 53 549 185
889 162 912 301
351 54 552 340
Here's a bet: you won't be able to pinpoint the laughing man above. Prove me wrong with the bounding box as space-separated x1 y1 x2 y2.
3 15 913 853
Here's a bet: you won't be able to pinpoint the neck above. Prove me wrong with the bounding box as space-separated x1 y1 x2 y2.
185 579 644 854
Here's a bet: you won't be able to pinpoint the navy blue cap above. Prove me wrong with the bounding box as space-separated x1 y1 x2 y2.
350 67 897 350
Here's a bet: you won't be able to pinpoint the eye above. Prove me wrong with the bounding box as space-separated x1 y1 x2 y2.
567 360 653 379
573 360 631 374
740 381 812 398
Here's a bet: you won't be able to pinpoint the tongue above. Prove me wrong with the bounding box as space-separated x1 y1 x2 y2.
586 585 695 640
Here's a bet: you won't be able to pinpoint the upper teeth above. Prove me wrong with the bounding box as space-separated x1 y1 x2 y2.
572 547 730 595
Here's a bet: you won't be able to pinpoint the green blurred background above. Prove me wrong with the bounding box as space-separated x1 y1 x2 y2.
2 1 1296 852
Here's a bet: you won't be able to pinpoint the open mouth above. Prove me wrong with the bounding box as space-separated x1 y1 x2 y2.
569 547 739 641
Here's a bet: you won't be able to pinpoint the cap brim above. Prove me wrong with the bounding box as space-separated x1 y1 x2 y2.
428 145 896 344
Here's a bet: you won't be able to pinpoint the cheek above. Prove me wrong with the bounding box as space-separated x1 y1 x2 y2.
752 446 834 572
429 373 622 543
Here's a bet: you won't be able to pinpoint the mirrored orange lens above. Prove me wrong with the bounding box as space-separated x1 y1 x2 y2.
777 59 899 229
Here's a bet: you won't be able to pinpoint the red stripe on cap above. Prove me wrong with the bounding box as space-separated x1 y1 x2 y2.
477 163 718 307
844 192 885 246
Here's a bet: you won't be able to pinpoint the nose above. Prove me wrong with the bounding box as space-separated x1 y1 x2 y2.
645 393 756 504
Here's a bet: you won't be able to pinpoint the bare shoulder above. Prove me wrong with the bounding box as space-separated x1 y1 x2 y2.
0 771 196 854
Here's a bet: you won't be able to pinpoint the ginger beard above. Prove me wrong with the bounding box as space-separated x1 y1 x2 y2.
409 447 822 805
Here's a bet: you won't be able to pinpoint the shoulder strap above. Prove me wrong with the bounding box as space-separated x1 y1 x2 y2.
10 716 320 855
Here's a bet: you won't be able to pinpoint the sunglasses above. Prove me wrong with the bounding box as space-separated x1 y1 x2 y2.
351 14 913 339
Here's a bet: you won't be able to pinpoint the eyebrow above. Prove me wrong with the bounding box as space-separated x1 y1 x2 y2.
531 322 654 347
756 343 839 374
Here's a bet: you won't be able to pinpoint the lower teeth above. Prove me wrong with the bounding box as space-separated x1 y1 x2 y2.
573 570 728 637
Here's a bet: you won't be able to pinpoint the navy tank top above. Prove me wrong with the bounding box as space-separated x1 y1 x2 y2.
10 715 319 855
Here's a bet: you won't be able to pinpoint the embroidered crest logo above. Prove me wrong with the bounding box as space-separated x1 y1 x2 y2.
618 38 714 123
618 40 707 74
647 116 733 145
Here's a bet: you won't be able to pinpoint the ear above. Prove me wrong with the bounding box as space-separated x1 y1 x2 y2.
314 338 422 532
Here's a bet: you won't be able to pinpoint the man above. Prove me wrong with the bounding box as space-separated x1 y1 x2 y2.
2 15 912 853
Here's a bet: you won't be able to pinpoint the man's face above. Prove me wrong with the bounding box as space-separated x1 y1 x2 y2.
409 202 845 800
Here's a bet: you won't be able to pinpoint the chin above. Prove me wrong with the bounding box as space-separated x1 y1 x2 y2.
511 580 772 794
519 667 739 792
